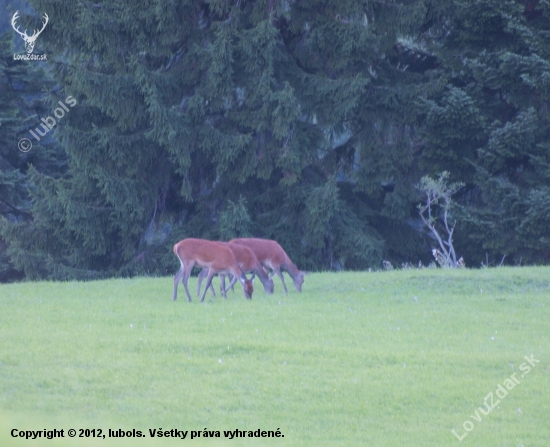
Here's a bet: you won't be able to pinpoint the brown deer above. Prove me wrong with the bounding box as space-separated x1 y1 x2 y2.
196 242 274 297
173 238 253 302
229 238 305 293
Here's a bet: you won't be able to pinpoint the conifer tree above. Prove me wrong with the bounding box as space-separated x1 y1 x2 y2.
420 0 550 265
11 0 544 278
0 0 423 277
0 30 62 280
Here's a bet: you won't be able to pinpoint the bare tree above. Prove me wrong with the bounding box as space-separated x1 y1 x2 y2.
417 171 464 268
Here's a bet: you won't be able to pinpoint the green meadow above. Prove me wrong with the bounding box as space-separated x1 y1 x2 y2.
0 268 548 446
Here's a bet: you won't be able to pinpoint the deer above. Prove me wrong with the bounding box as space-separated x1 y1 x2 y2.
196 242 274 297
11 11 49 54
229 238 305 293
173 238 254 302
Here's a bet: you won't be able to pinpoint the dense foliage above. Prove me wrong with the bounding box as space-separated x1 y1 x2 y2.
0 28 64 281
1 0 549 281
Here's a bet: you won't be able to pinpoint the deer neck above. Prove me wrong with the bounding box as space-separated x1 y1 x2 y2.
283 260 300 278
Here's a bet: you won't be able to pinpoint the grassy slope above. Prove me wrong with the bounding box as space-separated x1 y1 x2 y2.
0 267 549 446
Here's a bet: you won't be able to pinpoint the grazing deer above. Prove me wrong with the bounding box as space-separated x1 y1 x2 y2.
229 238 305 293
173 238 253 302
196 242 274 297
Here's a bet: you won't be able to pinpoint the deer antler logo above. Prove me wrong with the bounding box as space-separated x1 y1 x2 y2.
11 11 49 54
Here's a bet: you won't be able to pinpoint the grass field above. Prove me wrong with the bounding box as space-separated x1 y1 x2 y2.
0 267 549 446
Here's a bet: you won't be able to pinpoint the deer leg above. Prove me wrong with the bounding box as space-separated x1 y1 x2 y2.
227 274 238 292
197 268 216 297
210 272 219 296
200 270 217 302
182 262 194 302
219 274 226 297
196 268 206 297
220 274 228 299
220 274 227 294
173 266 185 301
274 268 288 293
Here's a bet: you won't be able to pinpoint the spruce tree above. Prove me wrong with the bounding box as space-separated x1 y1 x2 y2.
6 0 523 278
0 30 63 281
419 0 550 265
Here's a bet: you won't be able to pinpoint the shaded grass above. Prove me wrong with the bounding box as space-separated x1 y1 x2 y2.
0 267 549 446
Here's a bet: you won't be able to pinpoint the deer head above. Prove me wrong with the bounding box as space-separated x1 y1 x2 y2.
11 11 49 54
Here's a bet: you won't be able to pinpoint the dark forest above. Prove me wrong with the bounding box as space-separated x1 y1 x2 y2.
1 0 550 281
